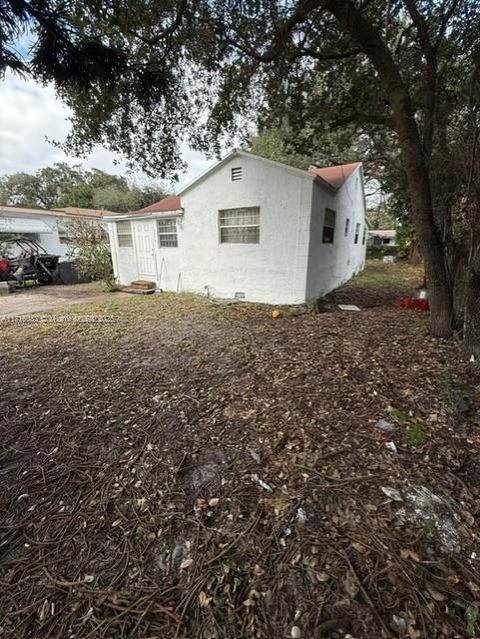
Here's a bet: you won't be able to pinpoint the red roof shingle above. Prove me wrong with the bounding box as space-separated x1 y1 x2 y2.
309 162 361 190
137 195 182 214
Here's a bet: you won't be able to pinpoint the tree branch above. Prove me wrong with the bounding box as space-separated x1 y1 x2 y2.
330 112 393 129
402 0 438 159
299 46 362 60
436 0 463 50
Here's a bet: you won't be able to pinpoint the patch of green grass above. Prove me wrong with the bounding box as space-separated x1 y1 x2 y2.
404 423 429 447
346 260 423 290
466 605 479 638
387 406 410 425
386 406 429 447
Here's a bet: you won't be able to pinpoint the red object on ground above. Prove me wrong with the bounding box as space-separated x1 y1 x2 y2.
0 257 8 273
397 297 429 312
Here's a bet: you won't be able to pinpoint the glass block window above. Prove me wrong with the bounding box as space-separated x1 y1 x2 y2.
157 218 178 247
219 207 260 244
116 220 133 247
322 208 336 244
354 222 361 244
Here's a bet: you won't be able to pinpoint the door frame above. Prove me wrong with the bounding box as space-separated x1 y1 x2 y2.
133 219 159 282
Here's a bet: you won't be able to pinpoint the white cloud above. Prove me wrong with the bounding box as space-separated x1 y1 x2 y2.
0 72 211 188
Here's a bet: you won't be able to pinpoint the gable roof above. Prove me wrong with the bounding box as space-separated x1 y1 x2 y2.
177 149 337 195
103 153 363 221
308 162 361 189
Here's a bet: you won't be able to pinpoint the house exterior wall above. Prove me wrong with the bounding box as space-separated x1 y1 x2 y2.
109 153 368 304
305 166 367 299
111 154 315 304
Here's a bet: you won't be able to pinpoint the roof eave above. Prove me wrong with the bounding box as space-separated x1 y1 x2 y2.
104 209 184 221
312 175 338 194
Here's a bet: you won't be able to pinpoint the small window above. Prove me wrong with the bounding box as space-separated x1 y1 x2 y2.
344 218 350 237
231 167 243 181
362 227 367 245
354 223 361 244
219 207 259 244
322 208 336 244
157 218 178 247
117 220 133 247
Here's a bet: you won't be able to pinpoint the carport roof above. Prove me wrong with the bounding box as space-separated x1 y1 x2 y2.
0 205 113 219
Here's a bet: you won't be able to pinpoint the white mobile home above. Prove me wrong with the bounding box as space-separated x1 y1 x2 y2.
106 150 367 304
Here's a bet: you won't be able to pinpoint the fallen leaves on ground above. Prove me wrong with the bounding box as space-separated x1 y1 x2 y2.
1 262 480 638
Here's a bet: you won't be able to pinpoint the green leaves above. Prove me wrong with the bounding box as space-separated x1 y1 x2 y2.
465 605 479 638
65 219 116 290
0 163 165 213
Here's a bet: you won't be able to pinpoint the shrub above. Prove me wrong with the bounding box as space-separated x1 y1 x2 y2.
366 244 399 259
65 219 117 290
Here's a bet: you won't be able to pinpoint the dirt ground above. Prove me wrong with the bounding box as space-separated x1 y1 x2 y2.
0 282 119 318
1 262 479 639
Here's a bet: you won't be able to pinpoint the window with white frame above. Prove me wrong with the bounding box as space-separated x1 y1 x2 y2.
219 207 259 244
344 218 350 237
157 218 178 247
116 220 133 247
354 222 361 244
322 208 336 244
362 226 367 245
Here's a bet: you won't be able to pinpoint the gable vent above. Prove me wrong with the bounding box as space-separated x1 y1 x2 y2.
231 167 243 181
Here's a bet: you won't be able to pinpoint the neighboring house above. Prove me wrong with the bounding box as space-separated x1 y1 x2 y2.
367 229 397 247
0 205 113 258
106 150 368 304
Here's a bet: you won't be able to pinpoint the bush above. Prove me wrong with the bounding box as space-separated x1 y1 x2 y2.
367 244 399 259
65 219 117 290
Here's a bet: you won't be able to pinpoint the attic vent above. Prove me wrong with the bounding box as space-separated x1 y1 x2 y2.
231 167 243 181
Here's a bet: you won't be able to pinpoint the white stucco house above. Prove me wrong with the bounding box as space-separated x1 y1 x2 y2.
106 150 368 304
0 205 111 258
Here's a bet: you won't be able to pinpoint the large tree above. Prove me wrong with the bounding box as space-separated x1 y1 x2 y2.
0 163 166 212
2 0 479 340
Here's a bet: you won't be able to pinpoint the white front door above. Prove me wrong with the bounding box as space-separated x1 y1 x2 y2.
135 221 156 279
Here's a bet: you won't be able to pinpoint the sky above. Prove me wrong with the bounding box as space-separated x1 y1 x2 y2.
0 71 212 191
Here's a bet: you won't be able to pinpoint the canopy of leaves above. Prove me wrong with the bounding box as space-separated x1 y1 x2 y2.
2 1 479 193
0 163 166 212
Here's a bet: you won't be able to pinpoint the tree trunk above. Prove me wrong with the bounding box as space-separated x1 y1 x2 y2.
322 0 453 337
390 102 452 337
464 242 480 361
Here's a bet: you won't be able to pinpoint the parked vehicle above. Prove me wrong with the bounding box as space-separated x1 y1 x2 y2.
0 237 60 284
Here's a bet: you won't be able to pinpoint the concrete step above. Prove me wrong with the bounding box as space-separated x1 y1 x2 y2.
130 280 156 290
121 286 156 295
